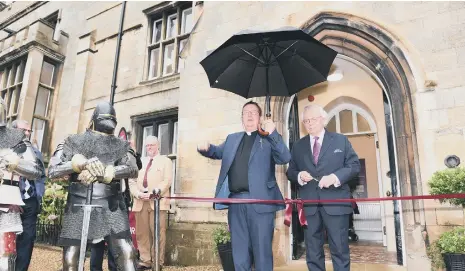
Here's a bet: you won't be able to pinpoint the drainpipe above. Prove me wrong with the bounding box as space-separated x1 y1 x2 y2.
110 1 126 106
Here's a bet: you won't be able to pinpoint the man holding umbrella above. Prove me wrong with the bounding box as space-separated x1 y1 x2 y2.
197 101 291 271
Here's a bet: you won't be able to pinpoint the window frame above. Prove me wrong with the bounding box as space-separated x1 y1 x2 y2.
326 104 377 135
146 2 193 80
0 57 27 126
31 59 57 153
133 109 178 157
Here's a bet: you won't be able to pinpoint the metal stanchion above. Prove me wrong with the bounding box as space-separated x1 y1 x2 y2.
153 188 161 271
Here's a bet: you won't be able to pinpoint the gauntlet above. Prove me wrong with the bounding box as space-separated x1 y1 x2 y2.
71 154 87 173
0 149 20 172
77 170 97 184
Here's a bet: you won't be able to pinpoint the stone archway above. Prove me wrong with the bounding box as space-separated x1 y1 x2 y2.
271 12 427 267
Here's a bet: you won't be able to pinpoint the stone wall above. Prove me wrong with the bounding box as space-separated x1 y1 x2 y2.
2 1 465 267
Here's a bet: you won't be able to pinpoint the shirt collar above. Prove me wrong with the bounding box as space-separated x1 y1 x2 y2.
245 130 257 136
310 129 325 141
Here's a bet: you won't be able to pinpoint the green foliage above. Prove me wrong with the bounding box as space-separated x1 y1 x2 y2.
428 239 445 270
429 167 465 207
39 180 68 225
212 224 231 246
437 227 465 254
428 227 465 270
212 224 231 256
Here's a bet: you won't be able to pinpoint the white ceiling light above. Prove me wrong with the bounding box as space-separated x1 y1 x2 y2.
327 70 343 82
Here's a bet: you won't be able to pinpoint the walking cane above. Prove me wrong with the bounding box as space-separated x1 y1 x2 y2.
152 188 161 271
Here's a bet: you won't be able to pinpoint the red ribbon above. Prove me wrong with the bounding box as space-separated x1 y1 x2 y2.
284 199 307 227
159 193 465 227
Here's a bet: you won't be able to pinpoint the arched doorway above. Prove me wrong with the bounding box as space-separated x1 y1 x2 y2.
279 12 425 266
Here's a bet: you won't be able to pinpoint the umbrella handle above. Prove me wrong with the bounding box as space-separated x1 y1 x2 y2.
258 113 271 136
258 126 269 136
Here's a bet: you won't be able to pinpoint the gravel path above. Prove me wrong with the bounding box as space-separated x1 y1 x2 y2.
29 245 222 271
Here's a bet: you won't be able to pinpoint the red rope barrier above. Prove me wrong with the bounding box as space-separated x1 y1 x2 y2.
156 193 465 227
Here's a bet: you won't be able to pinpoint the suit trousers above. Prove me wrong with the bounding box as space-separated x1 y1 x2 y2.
228 192 275 271
304 206 350 271
135 201 167 267
90 240 117 271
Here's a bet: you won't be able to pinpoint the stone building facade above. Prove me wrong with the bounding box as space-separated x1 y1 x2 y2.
1 1 465 269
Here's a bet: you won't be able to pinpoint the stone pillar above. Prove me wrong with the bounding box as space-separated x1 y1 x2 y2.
52 31 95 140
19 48 44 122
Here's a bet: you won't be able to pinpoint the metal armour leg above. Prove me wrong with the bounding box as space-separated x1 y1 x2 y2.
63 246 80 271
0 255 16 271
0 232 17 271
108 238 137 271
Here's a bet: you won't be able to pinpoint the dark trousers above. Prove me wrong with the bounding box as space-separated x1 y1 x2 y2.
304 206 350 271
15 198 39 271
90 240 117 271
228 193 275 271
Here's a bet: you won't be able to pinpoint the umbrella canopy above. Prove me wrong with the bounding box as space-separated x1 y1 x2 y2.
200 26 338 100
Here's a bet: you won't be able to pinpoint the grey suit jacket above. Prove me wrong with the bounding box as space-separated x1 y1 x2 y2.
198 129 291 213
286 130 360 216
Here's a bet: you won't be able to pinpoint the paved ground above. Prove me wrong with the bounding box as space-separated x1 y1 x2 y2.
29 244 405 271
29 245 221 271
275 261 406 271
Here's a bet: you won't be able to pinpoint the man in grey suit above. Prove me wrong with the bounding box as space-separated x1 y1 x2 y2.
286 104 360 271
197 101 291 271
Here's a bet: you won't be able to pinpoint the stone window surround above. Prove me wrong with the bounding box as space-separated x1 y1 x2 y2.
144 2 194 81
0 43 64 158
133 108 178 157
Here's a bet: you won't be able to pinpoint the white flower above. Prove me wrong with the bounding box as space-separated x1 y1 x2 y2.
47 214 58 221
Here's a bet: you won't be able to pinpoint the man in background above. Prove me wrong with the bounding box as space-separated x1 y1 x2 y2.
12 120 46 271
129 136 172 271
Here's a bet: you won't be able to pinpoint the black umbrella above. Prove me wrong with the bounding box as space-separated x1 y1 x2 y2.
200 26 337 135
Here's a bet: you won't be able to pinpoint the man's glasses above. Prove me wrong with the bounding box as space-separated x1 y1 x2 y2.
303 117 322 124
242 111 259 116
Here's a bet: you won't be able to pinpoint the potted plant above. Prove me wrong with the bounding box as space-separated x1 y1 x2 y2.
428 167 465 270
212 224 235 271
428 227 465 271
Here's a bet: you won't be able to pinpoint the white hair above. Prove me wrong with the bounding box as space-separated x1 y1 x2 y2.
301 104 328 123
11 119 29 129
145 135 159 145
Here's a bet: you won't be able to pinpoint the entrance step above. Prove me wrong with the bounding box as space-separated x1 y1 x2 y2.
275 261 406 271
289 241 400 269
296 242 398 265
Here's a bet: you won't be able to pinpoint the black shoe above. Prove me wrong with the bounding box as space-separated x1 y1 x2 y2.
136 264 151 270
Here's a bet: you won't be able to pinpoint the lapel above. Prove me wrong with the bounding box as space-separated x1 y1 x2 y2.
302 135 314 169
248 134 261 165
318 130 334 162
